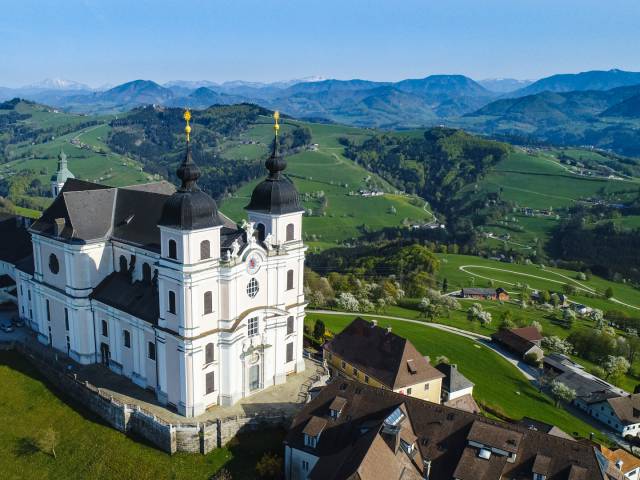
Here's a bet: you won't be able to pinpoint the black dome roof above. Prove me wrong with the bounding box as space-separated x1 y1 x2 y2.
245 137 303 215
159 145 222 230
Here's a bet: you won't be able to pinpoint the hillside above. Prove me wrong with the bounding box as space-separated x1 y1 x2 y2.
511 69 640 96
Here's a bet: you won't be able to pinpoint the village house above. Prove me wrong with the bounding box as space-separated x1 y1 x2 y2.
435 362 479 413
323 317 444 403
599 446 640 479
589 394 640 438
491 326 544 362
460 287 509 301
284 379 608 480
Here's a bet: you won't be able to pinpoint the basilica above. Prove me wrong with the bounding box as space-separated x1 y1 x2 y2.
8 112 307 416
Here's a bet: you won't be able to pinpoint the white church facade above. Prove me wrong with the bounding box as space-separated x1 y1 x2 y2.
8 112 307 417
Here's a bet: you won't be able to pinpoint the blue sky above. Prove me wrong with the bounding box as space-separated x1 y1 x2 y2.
1 0 639 87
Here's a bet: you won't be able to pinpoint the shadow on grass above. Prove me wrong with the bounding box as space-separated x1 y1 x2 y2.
217 428 286 480
13 436 39 457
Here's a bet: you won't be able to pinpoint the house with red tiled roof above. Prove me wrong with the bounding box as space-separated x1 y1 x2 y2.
491 326 544 361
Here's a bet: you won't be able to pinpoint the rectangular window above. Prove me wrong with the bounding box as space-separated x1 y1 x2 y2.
353 367 358 376
287 316 294 335
286 342 294 362
46 300 50 322
28 290 31 301
206 371 215 394
302 460 309 472
248 317 259 337
66 336 70 353
424 383 430 390
148 342 156 361
64 308 69 331
304 434 317 448
341 361 346 369
168 291 176 314
364 375 370 384
123 330 131 348
407 387 412 395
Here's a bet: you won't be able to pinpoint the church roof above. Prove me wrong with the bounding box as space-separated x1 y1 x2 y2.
245 128 303 215
158 113 223 230
91 272 159 324
30 178 181 251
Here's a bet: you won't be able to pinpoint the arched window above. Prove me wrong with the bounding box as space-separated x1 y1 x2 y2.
168 240 177 260
200 240 211 260
247 278 259 298
286 223 295 241
142 263 151 283
204 291 213 314
168 291 176 314
101 320 108 337
49 254 60 274
287 269 294 290
119 255 128 272
256 223 266 242
205 342 215 364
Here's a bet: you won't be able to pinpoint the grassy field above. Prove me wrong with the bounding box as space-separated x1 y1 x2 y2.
306 313 607 442
0 350 283 480
220 119 432 250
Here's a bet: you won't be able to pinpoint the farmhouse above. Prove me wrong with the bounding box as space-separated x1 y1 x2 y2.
460 287 509 301
491 326 544 361
589 394 640 438
323 317 444 403
284 379 607 480
0 112 308 417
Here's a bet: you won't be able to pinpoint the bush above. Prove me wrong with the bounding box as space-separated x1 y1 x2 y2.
255 452 283 479
524 352 541 367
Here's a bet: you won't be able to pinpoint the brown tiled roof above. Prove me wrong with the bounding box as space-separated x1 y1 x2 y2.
600 447 640 475
491 328 539 356
532 453 552 475
452 446 508 480
303 416 328 437
444 394 479 414
467 420 523 454
511 326 543 342
324 318 444 390
329 396 347 412
607 394 640 424
285 379 605 480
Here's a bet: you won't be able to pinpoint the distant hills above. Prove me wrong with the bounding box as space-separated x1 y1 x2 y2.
3 69 640 152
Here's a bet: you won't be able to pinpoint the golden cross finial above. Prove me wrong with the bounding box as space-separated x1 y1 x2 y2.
273 110 280 137
183 109 192 142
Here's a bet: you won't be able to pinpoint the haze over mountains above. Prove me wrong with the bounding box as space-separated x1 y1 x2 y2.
2 69 640 153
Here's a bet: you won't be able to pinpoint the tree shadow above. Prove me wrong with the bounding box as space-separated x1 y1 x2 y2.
13 436 39 457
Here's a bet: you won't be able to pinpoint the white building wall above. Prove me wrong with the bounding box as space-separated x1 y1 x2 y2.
285 446 318 480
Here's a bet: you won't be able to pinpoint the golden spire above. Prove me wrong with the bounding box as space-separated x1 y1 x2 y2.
273 110 280 137
183 109 192 142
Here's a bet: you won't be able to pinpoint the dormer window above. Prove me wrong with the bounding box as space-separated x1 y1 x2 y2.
329 396 347 419
400 439 415 455
384 407 406 428
302 416 327 450
478 448 492 460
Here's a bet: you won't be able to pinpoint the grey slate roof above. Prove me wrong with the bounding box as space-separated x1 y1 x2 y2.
29 178 239 253
436 363 474 393
90 272 159 324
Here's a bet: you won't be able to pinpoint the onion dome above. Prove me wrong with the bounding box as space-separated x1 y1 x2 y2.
159 110 222 230
245 112 303 215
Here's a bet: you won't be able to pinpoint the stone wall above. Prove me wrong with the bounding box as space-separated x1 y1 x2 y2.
3 341 294 455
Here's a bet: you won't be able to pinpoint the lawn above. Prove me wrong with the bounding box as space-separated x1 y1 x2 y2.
220 121 431 251
0 351 284 480
306 313 608 442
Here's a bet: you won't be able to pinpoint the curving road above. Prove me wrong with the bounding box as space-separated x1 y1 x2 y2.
458 264 640 311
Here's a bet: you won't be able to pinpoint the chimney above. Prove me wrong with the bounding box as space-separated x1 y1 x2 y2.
616 459 623 471
386 326 392 335
54 218 65 236
371 320 377 327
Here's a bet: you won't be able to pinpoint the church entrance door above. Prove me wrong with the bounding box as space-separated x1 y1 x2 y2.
100 342 110 365
249 364 260 391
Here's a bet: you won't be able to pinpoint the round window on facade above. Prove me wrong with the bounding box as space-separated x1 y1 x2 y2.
246 278 259 298
49 254 60 274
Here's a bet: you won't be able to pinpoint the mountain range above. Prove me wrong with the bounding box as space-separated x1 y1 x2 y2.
2 69 640 151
